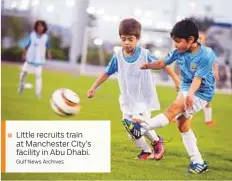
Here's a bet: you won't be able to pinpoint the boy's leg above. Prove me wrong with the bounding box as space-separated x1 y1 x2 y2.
177 114 209 174
142 93 185 132
35 66 42 98
145 130 164 160
178 115 203 164
124 93 185 160
126 92 209 172
139 112 164 160
176 93 209 174
203 103 214 126
140 98 185 160
128 134 153 160
134 112 160 142
18 62 29 94
18 72 27 93
123 113 152 160
144 130 159 142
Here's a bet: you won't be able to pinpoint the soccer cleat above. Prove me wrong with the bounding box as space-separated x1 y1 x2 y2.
137 151 153 160
152 136 164 160
123 119 143 139
205 121 215 127
188 161 209 174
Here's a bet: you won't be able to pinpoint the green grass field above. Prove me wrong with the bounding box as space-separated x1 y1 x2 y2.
1 64 232 180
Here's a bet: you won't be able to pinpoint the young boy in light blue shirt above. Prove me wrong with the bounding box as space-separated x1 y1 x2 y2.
126 18 216 174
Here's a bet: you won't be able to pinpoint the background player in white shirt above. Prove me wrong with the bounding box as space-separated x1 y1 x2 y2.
198 31 219 126
18 20 51 98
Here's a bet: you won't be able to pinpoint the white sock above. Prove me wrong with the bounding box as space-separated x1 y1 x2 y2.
141 113 169 134
181 129 204 164
35 75 42 96
144 130 159 142
19 72 27 87
132 135 151 153
203 107 212 123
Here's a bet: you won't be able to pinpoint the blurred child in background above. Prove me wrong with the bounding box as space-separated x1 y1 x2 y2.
18 20 51 98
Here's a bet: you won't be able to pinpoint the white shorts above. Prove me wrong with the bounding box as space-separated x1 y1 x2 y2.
123 111 151 120
22 62 42 77
119 95 156 120
177 91 208 119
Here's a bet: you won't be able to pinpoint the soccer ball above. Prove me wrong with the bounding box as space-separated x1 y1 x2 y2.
50 88 80 116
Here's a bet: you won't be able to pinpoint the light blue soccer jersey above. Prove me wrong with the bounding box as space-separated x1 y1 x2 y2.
164 45 216 102
24 32 50 48
106 46 157 76
23 32 50 66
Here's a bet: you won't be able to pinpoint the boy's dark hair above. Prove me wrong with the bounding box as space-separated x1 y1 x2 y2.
34 20 48 33
119 18 141 38
170 18 199 42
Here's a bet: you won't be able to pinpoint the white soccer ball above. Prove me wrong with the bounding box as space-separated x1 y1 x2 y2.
50 88 81 116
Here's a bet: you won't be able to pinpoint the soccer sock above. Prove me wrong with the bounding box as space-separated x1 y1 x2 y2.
35 75 42 96
181 129 204 164
133 135 151 153
19 72 27 88
141 113 170 134
203 107 212 122
144 130 159 142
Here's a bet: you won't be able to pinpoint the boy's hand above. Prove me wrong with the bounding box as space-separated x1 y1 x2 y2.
47 50 52 59
185 93 193 110
175 84 180 92
174 80 180 92
140 63 149 69
87 88 96 98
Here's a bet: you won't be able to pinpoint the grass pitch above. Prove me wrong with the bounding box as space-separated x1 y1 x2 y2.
1 64 232 180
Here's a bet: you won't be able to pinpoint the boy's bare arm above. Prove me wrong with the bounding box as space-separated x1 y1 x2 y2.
141 60 180 91
22 47 29 61
87 73 109 98
213 62 219 81
140 60 166 69
47 49 52 59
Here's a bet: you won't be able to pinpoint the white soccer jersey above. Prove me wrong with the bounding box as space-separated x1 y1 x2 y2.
115 47 160 115
26 32 48 66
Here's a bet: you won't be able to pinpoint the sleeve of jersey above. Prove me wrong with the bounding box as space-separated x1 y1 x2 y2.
23 35 31 48
164 50 178 65
147 51 158 63
194 58 212 79
105 54 118 76
210 49 217 63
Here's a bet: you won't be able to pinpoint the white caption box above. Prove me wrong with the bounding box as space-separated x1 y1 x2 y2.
5 120 110 173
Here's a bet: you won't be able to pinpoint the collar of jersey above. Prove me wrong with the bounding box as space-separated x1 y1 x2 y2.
122 46 141 63
34 31 44 39
185 43 203 59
